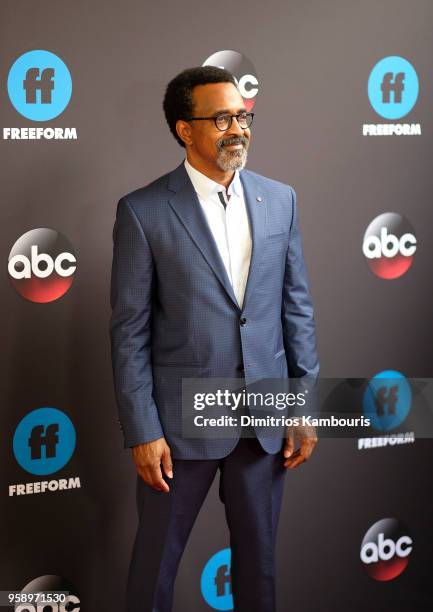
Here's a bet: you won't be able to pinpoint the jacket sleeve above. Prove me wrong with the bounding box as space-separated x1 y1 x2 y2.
282 187 320 387
109 196 164 448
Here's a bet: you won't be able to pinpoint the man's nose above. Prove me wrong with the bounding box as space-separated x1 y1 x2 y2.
227 116 245 136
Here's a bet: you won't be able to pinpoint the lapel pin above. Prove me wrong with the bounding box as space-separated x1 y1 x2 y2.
256 196 263 202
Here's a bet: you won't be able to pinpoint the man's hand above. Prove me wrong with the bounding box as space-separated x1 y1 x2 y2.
132 437 173 493
283 424 318 469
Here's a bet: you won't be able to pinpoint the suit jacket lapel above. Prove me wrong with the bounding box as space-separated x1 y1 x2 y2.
168 163 240 310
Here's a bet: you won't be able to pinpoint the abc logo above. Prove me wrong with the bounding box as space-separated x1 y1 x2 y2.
16 600 79 612
16 574 80 611
362 212 416 279
203 50 259 111
360 518 412 581
8 228 77 303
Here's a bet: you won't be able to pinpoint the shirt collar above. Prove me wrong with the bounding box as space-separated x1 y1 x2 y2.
184 158 242 200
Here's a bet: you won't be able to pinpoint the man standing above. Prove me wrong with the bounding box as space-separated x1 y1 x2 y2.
110 66 319 612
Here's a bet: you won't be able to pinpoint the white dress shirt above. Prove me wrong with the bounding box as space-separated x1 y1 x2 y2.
184 158 252 308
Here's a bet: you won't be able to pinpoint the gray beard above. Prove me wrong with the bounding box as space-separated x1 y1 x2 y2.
216 144 248 172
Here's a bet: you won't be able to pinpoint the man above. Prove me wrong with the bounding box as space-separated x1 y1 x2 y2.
110 66 319 612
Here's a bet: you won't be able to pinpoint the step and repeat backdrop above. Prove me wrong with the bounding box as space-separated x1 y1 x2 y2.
1 0 432 610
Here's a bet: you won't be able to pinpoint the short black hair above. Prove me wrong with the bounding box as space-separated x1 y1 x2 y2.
163 66 237 148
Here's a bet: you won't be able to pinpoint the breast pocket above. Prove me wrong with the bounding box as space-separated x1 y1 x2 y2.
265 211 290 239
266 231 287 240
264 232 289 255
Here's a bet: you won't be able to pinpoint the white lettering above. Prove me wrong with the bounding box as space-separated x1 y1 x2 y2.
3 127 78 140
237 74 258 99
54 252 77 277
363 123 421 137
8 248 76 280
363 228 417 259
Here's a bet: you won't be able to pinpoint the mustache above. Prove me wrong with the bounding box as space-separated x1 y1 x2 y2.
217 135 249 148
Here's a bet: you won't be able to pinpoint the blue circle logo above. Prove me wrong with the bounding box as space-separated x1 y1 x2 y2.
7 50 72 121
13 407 76 475
363 370 411 432
367 56 418 120
201 548 233 610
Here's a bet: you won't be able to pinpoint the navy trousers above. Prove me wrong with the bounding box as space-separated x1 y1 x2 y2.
126 436 287 612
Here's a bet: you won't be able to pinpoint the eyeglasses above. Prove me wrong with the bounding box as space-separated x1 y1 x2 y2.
185 111 254 131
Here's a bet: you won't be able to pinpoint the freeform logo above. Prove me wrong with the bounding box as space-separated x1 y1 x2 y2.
363 56 420 136
357 431 415 450
13 407 76 476
7 50 72 121
15 575 80 611
362 213 416 279
201 548 233 611
4 127 77 140
5 50 76 140
358 371 415 451
8 228 77 303
368 56 418 118
23 67 55 104
360 518 413 581
363 370 411 432
381 71 404 104
203 50 259 111
9 476 81 497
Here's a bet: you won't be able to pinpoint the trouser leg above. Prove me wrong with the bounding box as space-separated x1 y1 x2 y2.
126 458 219 612
219 437 287 612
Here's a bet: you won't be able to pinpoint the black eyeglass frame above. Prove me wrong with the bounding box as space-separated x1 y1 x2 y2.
184 112 254 131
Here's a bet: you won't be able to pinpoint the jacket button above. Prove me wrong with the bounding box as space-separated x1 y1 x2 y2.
240 317 247 326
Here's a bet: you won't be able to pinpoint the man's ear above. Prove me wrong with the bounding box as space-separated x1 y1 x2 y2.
176 120 193 147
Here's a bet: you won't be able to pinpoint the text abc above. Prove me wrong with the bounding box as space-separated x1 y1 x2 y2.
9 246 76 279
363 227 416 259
15 597 80 612
360 532 413 563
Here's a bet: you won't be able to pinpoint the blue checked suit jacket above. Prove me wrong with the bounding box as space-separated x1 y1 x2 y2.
109 162 319 459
